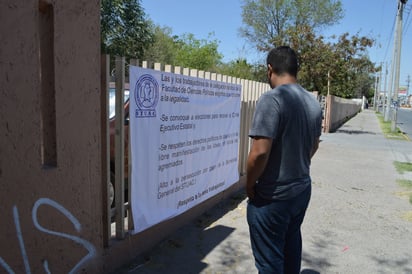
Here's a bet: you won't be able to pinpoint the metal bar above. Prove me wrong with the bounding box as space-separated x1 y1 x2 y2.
100 54 110 246
115 56 125 239
111 202 130 218
127 59 138 231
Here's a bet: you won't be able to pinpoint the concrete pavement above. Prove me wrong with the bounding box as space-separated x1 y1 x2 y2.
301 109 412 273
116 109 412 273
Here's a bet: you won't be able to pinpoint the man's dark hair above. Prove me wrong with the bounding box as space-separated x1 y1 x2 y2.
266 46 299 78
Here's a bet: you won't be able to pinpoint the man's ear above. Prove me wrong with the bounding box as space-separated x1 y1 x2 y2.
267 64 273 77
267 64 274 87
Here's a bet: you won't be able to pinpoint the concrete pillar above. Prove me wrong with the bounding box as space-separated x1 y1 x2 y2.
0 1 103 272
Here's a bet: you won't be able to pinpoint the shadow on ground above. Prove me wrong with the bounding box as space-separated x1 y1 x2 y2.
369 254 412 273
301 269 321 274
335 129 376 135
116 191 247 274
301 233 335 273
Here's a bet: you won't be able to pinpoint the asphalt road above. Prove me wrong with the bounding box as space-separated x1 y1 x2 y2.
397 107 412 137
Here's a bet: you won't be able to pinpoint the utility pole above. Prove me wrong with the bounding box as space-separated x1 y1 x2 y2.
407 74 411 95
385 58 394 121
376 65 383 111
391 0 407 132
383 62 388 115
376 63 383 111
373 73 378 110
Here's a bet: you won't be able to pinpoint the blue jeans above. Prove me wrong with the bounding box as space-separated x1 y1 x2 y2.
247 184 311 274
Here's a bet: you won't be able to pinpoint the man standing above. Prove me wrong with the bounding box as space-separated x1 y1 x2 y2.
246 46 322 274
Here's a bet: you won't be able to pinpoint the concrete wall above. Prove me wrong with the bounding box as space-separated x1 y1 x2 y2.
0 1 104 273
324 95 362 133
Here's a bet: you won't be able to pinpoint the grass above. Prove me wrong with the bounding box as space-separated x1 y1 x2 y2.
402 211 412 222
376 112 407 140
376 113 412 207
396 179 412 189
394 161 412 174
393 162 412 205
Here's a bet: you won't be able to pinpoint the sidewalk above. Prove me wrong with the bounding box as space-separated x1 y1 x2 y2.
116 109 412 273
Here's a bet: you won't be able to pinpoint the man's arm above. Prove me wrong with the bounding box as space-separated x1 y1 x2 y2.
310 136 320 159
246 137 272 200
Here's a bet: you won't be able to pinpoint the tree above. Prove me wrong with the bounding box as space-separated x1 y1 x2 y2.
143 24 179 65
281 25 334 93
250 24 377 98
101 0 153 60
217 59 256 80
327 33 376 98
142 27 223 72
292 0 343 30
240 0 343 51
174 33 223 72
239 0 376 98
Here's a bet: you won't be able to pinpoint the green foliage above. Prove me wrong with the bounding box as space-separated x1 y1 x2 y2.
217 59 256 80
174 33 222 72
395 178 412 205
328 33 376 98
143 24 178 65
101 0 153 60
240 0 288 51
397 179 412 189
394 161 412 174
376 113 405 140
143 28 223 72
100 0 377 91
240 0 344 51
292 0 344 29
240 0 377 98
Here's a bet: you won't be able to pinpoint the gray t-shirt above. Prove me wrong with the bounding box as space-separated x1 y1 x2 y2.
249 84 322 200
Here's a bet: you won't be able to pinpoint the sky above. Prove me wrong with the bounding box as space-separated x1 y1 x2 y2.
141 0 412 91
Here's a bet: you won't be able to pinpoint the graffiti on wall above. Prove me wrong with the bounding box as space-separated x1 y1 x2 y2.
0 198 96 274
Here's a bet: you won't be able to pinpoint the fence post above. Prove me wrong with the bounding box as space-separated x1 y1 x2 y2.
114 56 126 239
154 62 162 71
127 59 139 231
222 75 227 83
240 79 250 174
101 54 110 246
183 67 190 76
205 71 211 80
190 68 198 77
165 64 172 73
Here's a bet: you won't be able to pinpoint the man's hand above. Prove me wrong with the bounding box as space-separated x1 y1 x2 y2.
246 137 272 201
246 183 255 200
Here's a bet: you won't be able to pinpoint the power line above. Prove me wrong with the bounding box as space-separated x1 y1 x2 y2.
403 3 412 34
383 11 397 62
378 0 386 37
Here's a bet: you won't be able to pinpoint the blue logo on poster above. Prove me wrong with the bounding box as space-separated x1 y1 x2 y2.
134 74 159 117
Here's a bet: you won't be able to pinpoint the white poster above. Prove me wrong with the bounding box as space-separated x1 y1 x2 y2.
129 67 241 233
